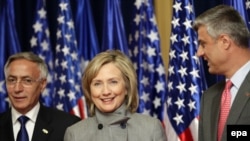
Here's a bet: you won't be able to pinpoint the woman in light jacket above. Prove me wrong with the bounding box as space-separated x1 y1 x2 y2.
64 50 167 141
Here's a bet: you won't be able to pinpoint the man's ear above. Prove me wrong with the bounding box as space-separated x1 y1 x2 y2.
219 34 231 50
40 78 47 92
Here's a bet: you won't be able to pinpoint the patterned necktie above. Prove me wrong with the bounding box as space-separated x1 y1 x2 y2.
217 80 232 141
17 116 29 141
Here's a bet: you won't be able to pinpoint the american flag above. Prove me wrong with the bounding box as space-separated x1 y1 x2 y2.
73 0 99 118
53 0 87 119
223 0 250 30
128 0 167 122
101 0 129 55
0 0 21 113
164 0 207 141
29 0 54 107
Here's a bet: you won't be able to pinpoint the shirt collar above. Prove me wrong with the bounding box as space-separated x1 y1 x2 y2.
231 61 250 88
12 102 40 124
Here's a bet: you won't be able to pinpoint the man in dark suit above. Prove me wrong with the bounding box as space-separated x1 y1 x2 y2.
193 5 250 141
0 52 81 141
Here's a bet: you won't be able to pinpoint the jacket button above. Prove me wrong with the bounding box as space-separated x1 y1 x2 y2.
120 122 126 129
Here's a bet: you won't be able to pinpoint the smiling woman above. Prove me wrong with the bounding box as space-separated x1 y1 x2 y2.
64 50 168 141
82 50 138 117
89 62 127 113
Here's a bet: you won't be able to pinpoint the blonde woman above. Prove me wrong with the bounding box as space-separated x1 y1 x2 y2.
64 50 167 141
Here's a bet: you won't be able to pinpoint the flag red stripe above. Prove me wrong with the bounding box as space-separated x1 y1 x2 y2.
179 127 194 141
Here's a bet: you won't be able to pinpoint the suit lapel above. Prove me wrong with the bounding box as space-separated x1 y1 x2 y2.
220 72 250 141
31 105 53 141
228 73 250 124
210 82 224 141
0 110 15 141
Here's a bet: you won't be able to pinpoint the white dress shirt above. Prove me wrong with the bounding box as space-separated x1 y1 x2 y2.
12 102 40 141
230 61 250 106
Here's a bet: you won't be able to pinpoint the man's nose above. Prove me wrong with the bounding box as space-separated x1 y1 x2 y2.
196 46 204 57
13 82 24 91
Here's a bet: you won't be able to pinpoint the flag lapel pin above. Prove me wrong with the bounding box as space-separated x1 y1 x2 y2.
42 129 49 134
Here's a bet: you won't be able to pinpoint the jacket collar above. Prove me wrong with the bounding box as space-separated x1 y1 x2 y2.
95 103 130 126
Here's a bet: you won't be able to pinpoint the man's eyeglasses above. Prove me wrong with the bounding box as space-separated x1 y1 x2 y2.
5 77 42 87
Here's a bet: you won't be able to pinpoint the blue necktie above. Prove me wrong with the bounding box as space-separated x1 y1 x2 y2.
17 116 29 141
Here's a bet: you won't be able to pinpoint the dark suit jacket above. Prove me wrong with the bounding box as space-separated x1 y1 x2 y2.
0 104 81 141
199 71 250 141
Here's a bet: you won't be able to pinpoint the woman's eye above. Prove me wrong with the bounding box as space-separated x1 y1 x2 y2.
111 81 118 84
93 83 100 86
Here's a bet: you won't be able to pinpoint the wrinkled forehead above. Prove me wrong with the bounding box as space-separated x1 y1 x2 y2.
6 59 40 78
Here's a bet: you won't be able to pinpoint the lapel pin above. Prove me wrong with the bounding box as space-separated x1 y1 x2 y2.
42 129 49 134
245 93 250 97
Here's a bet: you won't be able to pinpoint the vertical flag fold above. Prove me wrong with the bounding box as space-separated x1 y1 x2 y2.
101 0 129 55
128 0 167 122
54 0 85 119
0 0 21 113
223 0 250 30
29 0 54 107
73 0 101 119
165 0 207 141
246 0 250 27
73 0 99 72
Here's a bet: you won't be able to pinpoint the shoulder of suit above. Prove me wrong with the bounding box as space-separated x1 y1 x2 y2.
0 109 10 120
204 81 225 92
129 113 161 124
67 116 95 129
40 105 81 120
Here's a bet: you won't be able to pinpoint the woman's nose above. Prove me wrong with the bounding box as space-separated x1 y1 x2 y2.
102 84 111 94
